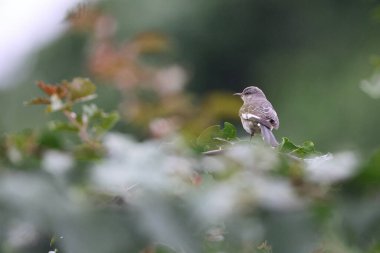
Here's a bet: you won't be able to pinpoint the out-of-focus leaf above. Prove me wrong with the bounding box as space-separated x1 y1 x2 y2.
37 81 67 98
222 122 236 140
132 32 169 53
67 78 96 101
197 125 223 151
279 137 319 158
257 241 272 253
74 142 105 160
82 103 98 117
4 130 37 154
48 121 79 132
50 236 56 247
29 78 97 112
1 130 40 165
83 104 120 137
25 97 51 105
280 137 299 153
38 131 64 149
196 122 237 152
91 111 120 136
311 201 333 223
66 3 100 31
345 149 380 192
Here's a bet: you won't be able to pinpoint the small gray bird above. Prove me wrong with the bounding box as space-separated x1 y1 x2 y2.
234 86 279 147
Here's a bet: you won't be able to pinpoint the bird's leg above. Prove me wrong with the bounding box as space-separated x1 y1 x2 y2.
250 133 254 141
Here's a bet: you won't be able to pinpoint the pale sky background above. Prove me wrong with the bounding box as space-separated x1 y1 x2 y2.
0 0 85 87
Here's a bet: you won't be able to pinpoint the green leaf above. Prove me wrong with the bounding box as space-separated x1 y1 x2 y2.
50 236 56 247
48 121 79 132
91 111 120 136
74 142 105 161
83 104 120 137
279 137 298 153
67 77 96 101
279 137 318 158
345 149 380 192
38 131 64 149
221 122 237 140
196 122 237 152
197 125 224 152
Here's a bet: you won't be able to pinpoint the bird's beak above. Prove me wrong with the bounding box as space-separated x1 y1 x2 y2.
233 93 242 96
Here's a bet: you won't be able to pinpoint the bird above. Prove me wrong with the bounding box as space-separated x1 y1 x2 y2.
234 86 279 147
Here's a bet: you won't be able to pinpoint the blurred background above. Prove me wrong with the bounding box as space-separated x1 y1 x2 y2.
1 1 380 253
1 0 380 152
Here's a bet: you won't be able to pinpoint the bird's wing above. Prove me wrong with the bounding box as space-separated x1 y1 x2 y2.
241 101 279 129
262 103 279 129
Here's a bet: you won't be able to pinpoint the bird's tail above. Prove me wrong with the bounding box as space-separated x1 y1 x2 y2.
259 125 279 147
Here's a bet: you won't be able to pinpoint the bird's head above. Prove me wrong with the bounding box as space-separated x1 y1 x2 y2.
234 86 266 103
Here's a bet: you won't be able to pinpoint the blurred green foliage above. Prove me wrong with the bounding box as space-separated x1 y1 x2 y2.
196 122 237 152
1 95 380 252
1 0 380 152
0 1 380 253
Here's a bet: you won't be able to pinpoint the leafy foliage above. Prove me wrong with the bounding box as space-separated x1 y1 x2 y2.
345 149 380 193
2 81 380 253
28 78 97 112
18 78 119 162
196 122 237 152
1 4 380 253
279 137 320 158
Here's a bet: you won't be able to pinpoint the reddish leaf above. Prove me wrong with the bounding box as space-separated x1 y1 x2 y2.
56 84 68 99
37 81 68 98
27 97 51 105
37 81 58 96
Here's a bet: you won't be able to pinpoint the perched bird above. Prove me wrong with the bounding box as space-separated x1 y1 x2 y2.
234 86 279 147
